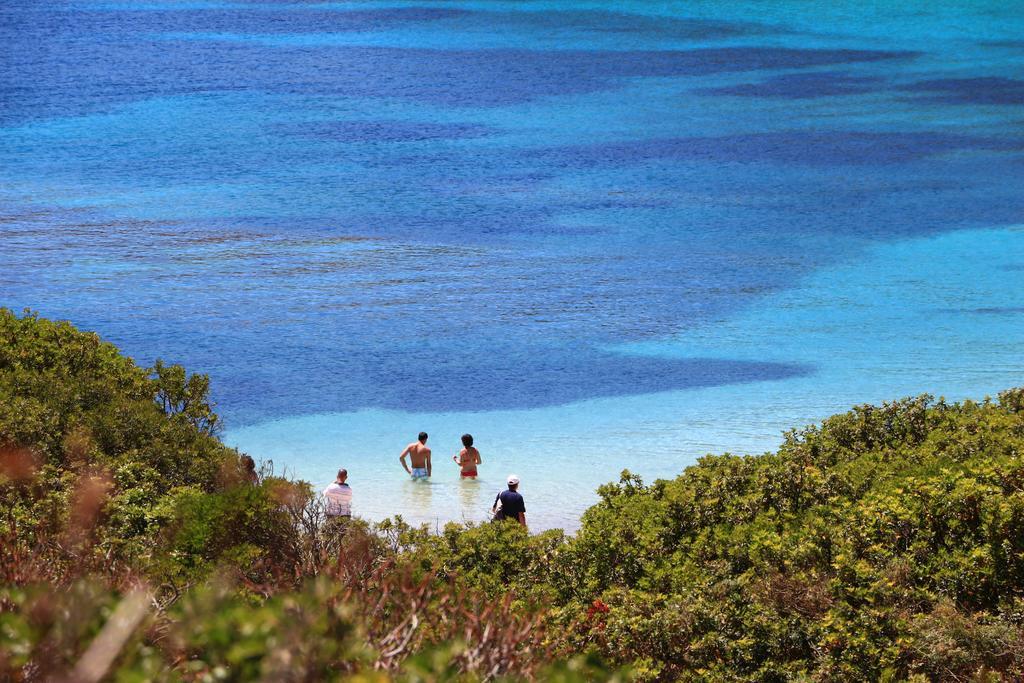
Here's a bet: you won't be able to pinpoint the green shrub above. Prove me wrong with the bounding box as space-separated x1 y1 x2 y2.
545 393 1024 680
0 308 248 574
5 310 1024 681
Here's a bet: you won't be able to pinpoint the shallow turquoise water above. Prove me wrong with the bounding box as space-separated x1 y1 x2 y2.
229 225 1024 530
1 0 1022 529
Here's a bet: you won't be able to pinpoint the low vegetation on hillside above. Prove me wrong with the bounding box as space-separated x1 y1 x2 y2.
2 308 1023 681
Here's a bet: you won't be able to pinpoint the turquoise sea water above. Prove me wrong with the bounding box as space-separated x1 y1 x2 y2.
2 0 1022 529
229 226 1024 530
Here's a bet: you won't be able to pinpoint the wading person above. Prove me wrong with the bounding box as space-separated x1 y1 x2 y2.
323 469 352 519
400 432 432 480
492 474 526 527
453 433 481 479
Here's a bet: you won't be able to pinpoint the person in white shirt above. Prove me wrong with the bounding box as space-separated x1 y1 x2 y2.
323 469 352 518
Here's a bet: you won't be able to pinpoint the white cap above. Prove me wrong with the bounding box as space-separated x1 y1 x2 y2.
507 474 520 486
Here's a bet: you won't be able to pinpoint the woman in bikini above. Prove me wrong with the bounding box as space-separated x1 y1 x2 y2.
453 433 481 479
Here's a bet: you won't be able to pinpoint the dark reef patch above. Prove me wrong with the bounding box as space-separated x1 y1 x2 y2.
532 130 1022 167
697 71 885 99
276 120 495 143
359 352 811 413
231 45 916 109
963 307 1024 315
464 10 772 41
0 9 918 124
219 345 811 419
900 77 1024 106
982 41 1024 49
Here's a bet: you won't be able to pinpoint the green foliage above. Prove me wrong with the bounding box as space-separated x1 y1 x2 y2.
1 541 624 681
164 578 370 680
0 308 226 482
5 310 1024 681
544 393 1024 680
151 481 291 584
0 308 247 572
396 520 566 600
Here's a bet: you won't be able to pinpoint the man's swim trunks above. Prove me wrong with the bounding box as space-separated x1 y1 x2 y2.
411 467 429 479
460 469 478 478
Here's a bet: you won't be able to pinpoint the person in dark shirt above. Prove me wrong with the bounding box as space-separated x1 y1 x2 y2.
492 474 526 527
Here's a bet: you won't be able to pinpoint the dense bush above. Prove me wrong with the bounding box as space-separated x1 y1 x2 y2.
4 309 1024 681
0 308 244 568
546 390 1024 681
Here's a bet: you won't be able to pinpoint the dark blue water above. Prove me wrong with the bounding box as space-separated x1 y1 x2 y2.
2 0 1023 427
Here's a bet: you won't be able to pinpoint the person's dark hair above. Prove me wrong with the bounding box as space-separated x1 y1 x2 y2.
461 433 473 447
418 431 428 443
337 468 347 480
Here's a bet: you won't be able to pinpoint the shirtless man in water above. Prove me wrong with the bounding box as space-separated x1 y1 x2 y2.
400 432 432 480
